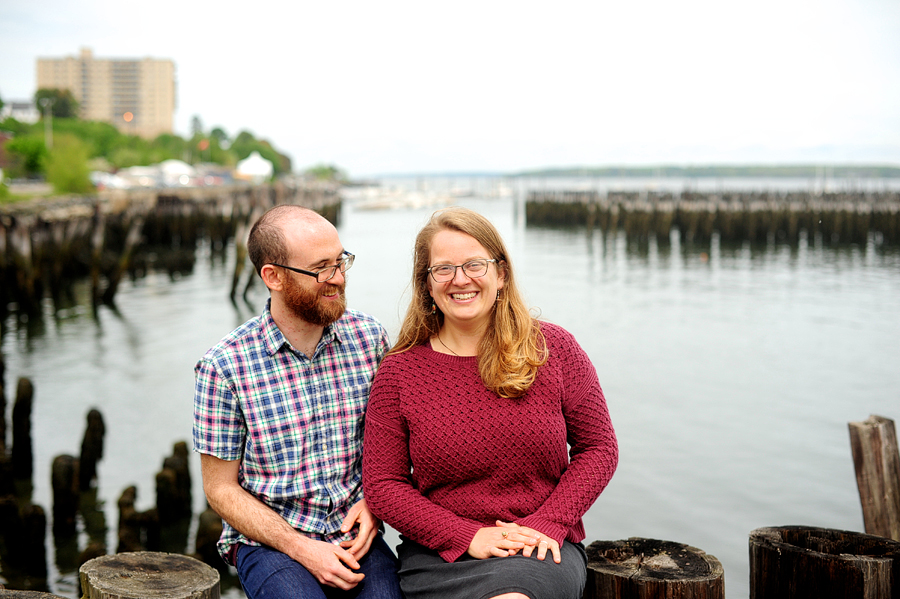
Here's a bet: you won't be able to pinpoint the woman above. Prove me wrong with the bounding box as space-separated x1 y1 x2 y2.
363 207 618 599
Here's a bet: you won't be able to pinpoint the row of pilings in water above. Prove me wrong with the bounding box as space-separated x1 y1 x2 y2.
0 179 342 318
0 359 230 594
524 189 900 245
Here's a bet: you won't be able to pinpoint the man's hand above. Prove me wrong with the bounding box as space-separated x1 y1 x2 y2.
294 538 365 590
201 454 365 589
338 499 380 558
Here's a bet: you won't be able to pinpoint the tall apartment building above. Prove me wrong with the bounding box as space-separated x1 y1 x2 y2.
36 48 176 139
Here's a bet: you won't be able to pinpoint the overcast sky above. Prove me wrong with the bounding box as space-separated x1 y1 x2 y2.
2 0 899 177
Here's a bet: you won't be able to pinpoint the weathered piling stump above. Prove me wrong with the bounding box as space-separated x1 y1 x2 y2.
51 454 79 536
0 354 6 454
849 415 900 540
11 377 34 480
194 506 225 571
79 408 106 491
749 525 900 598
79 487 108 549
80 551 220 599
0 495 21 560
156 441 192 524
20 503 49 580
0 454 13 498
0 591 68 598
101 214 145 305
584 538 724 599
117 485 159 553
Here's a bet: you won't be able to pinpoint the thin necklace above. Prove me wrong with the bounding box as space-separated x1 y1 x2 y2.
437 333 460 356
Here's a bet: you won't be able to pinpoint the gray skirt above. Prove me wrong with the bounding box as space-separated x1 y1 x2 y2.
396 537 587 599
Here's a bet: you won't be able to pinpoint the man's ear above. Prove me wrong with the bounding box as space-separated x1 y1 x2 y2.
260 264 283 291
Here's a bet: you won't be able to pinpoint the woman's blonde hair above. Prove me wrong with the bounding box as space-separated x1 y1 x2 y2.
390 207 547 398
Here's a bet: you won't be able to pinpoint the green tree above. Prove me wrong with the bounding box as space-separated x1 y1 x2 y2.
0 116 31 136
0 92 5 113
231 130 292 176
210 127 229 145
46 133 93 193
305 164 347 182
5 134 47 177
35 88 80 118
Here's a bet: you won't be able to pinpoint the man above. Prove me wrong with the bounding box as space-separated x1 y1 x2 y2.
193 205 402 598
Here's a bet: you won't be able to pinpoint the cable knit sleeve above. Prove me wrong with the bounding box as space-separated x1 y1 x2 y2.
516 324 619 544
363 353 483 563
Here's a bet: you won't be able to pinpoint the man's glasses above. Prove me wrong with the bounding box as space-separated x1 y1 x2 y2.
271 251 355 283
427 259 497 283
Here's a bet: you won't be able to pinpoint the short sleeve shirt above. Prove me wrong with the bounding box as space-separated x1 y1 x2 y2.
193 301 390 562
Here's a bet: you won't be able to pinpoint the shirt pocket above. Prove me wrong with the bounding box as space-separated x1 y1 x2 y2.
337 382 370 446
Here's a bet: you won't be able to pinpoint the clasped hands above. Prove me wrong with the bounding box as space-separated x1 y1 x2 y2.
296 499 380 590
466 520 561 563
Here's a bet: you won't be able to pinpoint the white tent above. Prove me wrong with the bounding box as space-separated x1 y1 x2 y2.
236 151 274 183
159 159 197 186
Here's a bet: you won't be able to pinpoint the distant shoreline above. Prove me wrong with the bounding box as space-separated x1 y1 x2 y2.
365 165 900 180
516 165 900 178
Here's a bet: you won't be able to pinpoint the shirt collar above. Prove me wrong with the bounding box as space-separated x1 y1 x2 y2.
260 299 344 357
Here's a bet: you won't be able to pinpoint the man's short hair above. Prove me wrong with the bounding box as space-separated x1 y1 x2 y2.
247 205 320 275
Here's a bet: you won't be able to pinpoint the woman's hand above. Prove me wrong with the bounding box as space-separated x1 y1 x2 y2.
495 521 561 563
466 525 529 559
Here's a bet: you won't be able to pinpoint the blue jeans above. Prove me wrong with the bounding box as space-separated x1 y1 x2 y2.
235 534 403 599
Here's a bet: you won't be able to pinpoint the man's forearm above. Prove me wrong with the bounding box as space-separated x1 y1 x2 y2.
206 481 311 558
200 453 311 560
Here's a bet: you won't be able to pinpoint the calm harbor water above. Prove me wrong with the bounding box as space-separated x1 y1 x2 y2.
2 179 900 597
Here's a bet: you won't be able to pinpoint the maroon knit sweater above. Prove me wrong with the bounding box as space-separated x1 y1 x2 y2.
362 322 618 563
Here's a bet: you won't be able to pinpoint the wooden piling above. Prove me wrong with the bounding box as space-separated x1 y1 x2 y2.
194 506 225 571
584 538 724 599
89 206 105 309
20 503 48 580
156 441 192 524
525 189 900 246
117 485 159 553
101 213 145 305
51 454 79 536
79 552 220 599
230 205 264 301
79 408 106 492
0 591 68 598
11 377 34 480
0 453 13 498
0 354 6 454
749 525 900 598
849 415 900 540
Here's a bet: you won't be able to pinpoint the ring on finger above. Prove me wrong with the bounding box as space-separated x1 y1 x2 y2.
501 531 508 538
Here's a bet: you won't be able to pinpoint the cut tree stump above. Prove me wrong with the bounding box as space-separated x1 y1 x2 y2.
749 525 900 598
80 551 220 599
585 538 724 599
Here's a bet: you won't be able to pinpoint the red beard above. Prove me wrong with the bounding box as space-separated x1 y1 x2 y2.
282 277 346 326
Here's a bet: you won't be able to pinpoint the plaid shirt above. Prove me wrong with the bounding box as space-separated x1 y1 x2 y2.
193 300 390 563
